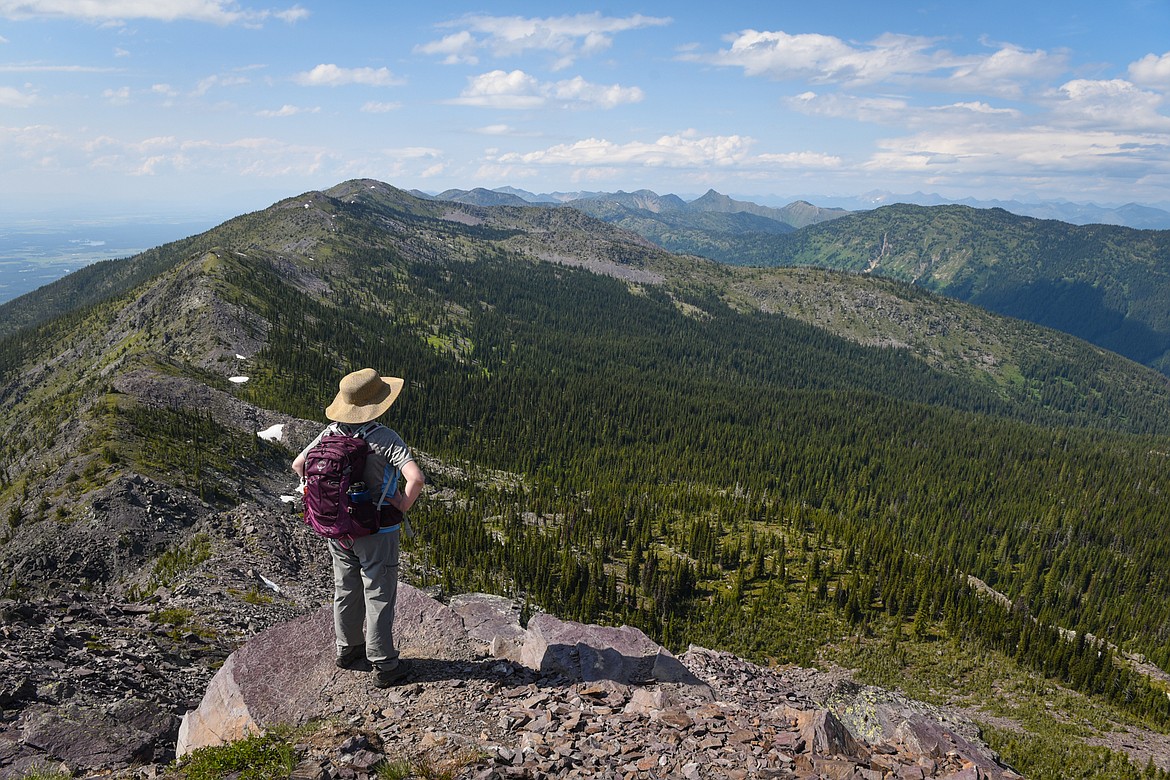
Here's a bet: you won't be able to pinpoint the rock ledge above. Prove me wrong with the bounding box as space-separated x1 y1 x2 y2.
177 585 1020 780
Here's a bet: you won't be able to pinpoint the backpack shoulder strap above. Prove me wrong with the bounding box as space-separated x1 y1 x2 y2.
355 422 380 439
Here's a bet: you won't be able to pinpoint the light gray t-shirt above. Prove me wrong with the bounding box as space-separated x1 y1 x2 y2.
299 422 415 506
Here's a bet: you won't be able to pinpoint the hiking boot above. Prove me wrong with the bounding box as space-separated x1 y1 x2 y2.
335 645 366 669
373 659 409 688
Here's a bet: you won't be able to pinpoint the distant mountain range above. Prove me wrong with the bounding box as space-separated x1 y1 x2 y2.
844 190 1170 230
418 185 1170 231
418 187 850 230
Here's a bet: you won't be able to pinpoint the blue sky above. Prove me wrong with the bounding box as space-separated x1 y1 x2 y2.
2 0 1169 220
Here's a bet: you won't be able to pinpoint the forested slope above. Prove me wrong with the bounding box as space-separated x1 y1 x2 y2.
600 200 1170 377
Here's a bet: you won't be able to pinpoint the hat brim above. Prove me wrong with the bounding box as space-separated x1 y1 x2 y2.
325 376 404 423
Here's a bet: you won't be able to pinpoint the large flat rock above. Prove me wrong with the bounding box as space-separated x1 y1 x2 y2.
177 584 479 756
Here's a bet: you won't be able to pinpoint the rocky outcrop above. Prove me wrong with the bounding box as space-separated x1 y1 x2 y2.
0 592 220 779
0 474 206 589
177 584 1021 779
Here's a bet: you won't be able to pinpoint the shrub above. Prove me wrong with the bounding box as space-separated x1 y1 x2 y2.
174 731 297 780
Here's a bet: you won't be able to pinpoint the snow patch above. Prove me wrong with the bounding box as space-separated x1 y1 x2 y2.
257 423 284 442
258 573 282 594
280 494 299 503
229 376 249 384
235 353 247 360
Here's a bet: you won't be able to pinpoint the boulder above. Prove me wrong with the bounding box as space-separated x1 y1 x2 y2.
827 683 1005 774
20 699 175 770
518 613 664 683
177 583 478 757
448 592 526 661
779 705 868 760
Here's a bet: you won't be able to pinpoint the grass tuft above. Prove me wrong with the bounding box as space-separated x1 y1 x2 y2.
174 731 297 780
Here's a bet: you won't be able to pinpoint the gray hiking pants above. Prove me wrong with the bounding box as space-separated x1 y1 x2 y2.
328 529 400 668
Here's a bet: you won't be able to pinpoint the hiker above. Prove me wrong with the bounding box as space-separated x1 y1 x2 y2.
292 368 425 687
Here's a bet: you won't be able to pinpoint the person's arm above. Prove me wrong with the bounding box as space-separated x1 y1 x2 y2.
391 460 425 512
292 429 327 480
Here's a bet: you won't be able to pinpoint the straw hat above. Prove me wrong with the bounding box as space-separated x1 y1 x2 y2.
325 368 405 424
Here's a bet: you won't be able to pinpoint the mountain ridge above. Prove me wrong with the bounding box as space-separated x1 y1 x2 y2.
8 181 1170 435
421 184 1170 229
426 185 849 230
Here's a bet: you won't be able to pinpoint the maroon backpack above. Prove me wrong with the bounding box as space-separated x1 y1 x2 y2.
302 423 381 540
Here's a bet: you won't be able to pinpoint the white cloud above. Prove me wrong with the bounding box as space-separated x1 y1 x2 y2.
103 86 131 104
476 124 513 135
0 86 34 107
756 150 844 167
0 127 320 178
1052 79 1170 131
1 123 449 187
450 69 643 109
942 101 1020 116
549 76 643 108
191 72 249 96
569 166 622 182
0 33 8 43
0 0 309 26
1129 51 1170 89
421 12 670 70
947 44 1066 96
272 5 306 23
0 124 67 161
697 29 947 85
256 103 318 117
416 30 478 65
294 64 403 87
151 83 178 97
360 101 400 113
494 131 840 172
134 154 178 175
866 127 1170 182
114 47 130 57
383 146 443 160
787 91 911 123
789 91 1020 125
451 69 543 109
0 124 457 186
695 29 1060 94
